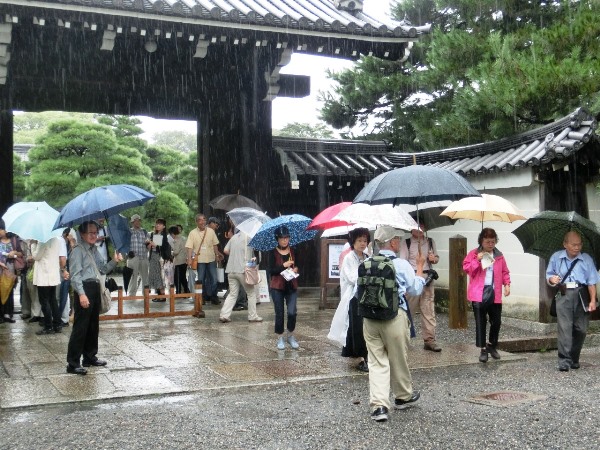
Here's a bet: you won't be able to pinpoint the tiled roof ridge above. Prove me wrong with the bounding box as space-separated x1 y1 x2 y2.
24 0 431 40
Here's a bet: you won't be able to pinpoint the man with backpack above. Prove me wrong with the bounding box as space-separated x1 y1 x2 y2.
359 226 426 422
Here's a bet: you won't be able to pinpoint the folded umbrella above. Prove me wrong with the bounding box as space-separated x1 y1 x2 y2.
107 214 132 254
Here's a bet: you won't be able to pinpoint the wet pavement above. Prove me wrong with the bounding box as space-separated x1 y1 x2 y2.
0 293 536 410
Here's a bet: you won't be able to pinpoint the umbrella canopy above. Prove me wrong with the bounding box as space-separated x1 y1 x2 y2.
512 211 600 267
227 207 266 227
440 194 526 223
2 201 56 229
399 201 455 230
209 194 261 212
4 203 63 242
353 165 480 206
321 223 375 238
236 215 272 239
334 203 418 232
249 214 318 251
307 202 353 231
107 214 131 254
54 184 155 229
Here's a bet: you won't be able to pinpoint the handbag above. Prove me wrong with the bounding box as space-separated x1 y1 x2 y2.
481 284 495 306
11 237 26 271
100 284 112 314
0 268 17 305
244 264 260 285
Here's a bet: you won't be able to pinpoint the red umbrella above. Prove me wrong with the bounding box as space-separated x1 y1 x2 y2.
307 202 353 231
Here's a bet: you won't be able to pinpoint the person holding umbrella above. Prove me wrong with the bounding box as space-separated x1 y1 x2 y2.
67 220 123 375
546 230 598 372
268 225 301 350
463 228 511 363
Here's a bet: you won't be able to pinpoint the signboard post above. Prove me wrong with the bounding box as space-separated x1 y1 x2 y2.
319 238 346 309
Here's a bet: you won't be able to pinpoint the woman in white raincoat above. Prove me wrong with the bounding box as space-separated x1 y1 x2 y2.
327 227 371 372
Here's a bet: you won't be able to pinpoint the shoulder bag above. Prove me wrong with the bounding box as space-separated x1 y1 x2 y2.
243 234 260 285
190 230 207 271
550 259 579 317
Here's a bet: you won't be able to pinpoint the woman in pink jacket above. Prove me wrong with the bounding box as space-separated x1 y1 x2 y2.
463 228 511 363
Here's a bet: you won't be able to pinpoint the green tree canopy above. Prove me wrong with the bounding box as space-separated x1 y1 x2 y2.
275 122 335 139
26 119 153 207
14 111 94 144
145 145 184 184
320 0 600 151
151 130 197 153
142 191 190 230
13 154 26 200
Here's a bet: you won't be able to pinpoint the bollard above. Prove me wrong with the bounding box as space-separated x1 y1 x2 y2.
449 234 468 329
193 282 205 318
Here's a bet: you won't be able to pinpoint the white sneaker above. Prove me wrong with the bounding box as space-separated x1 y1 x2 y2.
287 335 299 349
277 336 285 350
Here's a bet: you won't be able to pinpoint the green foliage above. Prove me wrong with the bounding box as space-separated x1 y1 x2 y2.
96 114 147 151
14 111 94 144
145 145 184 184
275 122 335 139
151 130 197 153
321 0 600 151
26 120 152 207
13 153 26 200
142 191 190 229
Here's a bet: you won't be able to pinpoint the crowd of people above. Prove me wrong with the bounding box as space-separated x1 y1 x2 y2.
1 210 598 420
327 224 598 422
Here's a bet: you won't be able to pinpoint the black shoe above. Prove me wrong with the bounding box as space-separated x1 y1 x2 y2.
479 349 488 363
371 406 389 422
36 328 55 335
3 317 16 323
486 344 501 359
394 391 420 409
66 365 87 375
20 314 31 320
211 299 221 305
82 359 107 367
571 362 580 370
558 365 570 372
61 321 69 328
152 298 166 303
357 360 369 373
28 316 41 323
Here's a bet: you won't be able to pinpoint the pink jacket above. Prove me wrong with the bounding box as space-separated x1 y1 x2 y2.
463 247 511 304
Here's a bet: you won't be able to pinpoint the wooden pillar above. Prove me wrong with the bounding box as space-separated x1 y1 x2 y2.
0 110 14 214
448 234 468 329
197 112 211 215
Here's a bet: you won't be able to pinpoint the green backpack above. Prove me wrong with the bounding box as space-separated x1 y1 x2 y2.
357 255 398 320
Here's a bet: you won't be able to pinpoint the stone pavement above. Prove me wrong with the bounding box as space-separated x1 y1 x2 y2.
0 294 535 410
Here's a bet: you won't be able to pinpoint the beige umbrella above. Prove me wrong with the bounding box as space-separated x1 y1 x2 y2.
440 194 527 223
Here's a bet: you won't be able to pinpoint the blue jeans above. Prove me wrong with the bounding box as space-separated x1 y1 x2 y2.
197 261 217 298
271 288 297 334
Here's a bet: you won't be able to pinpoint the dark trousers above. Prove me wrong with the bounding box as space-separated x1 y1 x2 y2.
174 264 190 294
556 287 589 367
1 288 14 319
59 279 70 317
271 288 297 334
37 285 61 330
67 279 101 368
472 301 502 348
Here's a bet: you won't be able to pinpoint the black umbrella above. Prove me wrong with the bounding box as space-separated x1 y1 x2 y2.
353 165 480 206
209 194 261 212
512 210 600 267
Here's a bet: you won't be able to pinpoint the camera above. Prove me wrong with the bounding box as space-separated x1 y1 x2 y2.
424 269 439 287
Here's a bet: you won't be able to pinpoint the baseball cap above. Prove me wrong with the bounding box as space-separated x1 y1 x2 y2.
130 214 141 223
374 226 402 244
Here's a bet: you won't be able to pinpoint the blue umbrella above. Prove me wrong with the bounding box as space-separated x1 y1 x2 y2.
107 214 131 254
54 184 155 229
249 214 317 251
4 204 64 242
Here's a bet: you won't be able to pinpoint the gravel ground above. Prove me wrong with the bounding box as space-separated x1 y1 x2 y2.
2 347 599 450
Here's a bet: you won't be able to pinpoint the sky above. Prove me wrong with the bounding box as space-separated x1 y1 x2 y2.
138 1 395 141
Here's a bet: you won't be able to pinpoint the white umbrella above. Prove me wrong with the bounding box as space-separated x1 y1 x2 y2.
320 223 375 238
440 194 527 224
334 203 418 232
236 214 272 238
